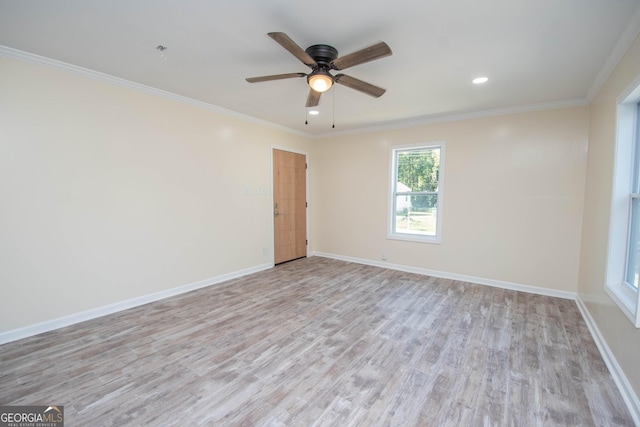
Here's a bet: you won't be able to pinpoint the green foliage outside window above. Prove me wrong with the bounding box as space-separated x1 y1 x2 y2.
396 148 440 210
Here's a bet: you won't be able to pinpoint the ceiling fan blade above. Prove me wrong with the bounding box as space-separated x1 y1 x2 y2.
334 74 386 97
268 32 317 67
331 42 392 71
306 89 321 107
246 73 306 83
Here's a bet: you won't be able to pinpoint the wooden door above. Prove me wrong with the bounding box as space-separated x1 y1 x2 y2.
273 149 307 264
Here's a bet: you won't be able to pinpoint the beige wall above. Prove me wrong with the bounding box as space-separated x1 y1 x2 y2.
578 33 640 397
311 107 589 293
0 56 310 332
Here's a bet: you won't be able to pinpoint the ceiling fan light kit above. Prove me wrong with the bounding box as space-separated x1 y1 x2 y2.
246 32 392 109
308 71 333 92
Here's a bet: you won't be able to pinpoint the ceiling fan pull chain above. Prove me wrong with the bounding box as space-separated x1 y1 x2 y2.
332 86 336 129
305 86 309 125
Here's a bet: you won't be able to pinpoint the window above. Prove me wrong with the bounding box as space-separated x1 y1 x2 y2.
388 142 445 243
607 79 640 328
625 116 640 292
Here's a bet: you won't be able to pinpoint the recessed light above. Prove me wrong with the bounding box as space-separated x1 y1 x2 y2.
308 110 320 115
472 77 489 84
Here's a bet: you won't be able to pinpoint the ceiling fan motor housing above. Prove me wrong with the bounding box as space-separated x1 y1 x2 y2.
305 44 338 68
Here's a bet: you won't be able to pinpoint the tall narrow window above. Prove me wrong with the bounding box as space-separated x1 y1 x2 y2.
607 80 640 328
389 142 445 243
624 102 640 294
625 106 640 292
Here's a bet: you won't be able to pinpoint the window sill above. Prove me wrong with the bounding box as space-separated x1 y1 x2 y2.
387 232 441 244
605 283 640 328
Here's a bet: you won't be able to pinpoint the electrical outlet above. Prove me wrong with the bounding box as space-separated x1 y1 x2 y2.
381 251 387 261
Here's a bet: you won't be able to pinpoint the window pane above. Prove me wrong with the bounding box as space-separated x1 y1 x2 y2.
634 102 640 193
397 149 440 192
394 194 437 236
626 197 640 290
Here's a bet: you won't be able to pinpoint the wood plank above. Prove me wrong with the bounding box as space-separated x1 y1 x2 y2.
0 257 633 426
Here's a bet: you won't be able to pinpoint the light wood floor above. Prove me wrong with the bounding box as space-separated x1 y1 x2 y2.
0 257 634 426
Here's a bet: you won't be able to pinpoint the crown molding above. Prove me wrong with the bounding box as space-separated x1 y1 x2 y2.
0 45 311 139
587 3 640 101
311 98 589 139
0 44 598 141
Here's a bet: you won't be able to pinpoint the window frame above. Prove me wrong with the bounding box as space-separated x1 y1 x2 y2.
388 141 445 244
606 78 640 328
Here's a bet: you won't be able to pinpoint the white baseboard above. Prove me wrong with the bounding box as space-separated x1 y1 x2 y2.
311 252 576 300
0 262 273 345
576 296 640 426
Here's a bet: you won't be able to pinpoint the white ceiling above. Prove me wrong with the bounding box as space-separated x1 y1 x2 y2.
1 0 640 137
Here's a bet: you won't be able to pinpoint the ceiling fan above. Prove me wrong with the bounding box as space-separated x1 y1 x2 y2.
246 32 392 107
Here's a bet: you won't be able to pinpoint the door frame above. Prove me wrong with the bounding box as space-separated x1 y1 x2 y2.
270 145 309 266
